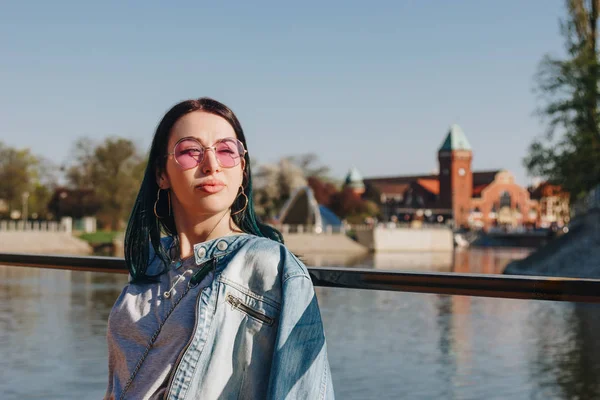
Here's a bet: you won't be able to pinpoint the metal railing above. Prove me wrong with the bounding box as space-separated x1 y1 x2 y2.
0 220 68 232
2 252 600 303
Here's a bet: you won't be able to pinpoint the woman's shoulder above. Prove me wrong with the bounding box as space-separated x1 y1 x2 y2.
238 235 309 281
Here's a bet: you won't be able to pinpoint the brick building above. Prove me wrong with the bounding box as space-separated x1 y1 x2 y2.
357 125 569 230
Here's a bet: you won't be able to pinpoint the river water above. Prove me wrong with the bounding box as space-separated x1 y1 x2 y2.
2 248 600 399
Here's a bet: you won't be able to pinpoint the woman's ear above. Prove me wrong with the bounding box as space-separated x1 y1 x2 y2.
156 168 170 190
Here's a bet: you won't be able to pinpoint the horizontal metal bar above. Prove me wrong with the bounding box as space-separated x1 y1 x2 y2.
1 252 600 303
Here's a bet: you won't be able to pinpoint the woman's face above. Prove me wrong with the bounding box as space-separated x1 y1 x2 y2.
159 111 245 217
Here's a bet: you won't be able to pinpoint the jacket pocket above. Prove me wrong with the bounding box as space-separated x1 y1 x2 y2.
226 294 274 326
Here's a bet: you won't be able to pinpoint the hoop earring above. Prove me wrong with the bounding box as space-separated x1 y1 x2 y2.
232 189 248 216
154 188 171 219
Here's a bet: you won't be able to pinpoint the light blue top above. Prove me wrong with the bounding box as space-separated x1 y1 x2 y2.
105 233 334 400
438 124 472 151
344 166 365 189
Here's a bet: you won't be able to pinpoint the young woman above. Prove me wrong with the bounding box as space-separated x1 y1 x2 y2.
104 98 334 400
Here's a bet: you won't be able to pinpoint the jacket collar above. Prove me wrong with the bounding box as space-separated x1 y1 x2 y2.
192 233 253 266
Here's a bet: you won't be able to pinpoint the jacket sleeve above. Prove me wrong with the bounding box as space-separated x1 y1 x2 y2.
267 266 335 399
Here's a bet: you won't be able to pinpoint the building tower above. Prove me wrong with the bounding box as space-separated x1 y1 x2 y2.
437 124 473 228
344 167 365 195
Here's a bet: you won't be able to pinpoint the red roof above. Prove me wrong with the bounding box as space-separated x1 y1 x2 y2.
364 174 437 185
369 182 410 196
416 179 440 195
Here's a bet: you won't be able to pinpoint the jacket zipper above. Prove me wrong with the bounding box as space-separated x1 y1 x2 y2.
164 259 214 398
226 294 274 325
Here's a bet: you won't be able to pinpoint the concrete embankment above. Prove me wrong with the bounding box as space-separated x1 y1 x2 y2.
0 232 93 255
283 233 369 257
355 227 454 252
504 209 600 278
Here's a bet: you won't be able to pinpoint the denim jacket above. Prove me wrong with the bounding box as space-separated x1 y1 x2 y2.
105 233 334 400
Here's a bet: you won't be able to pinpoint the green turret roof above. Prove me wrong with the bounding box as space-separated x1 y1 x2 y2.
439 124 472 152
344 167 365 189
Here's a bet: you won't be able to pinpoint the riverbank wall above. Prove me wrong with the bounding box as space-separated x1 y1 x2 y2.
0 226 453 258
355 226 454 252
0 231 93 255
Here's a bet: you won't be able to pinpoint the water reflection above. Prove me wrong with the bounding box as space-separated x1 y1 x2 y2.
2 247 599 399
0 265 127 400
526 302 600 400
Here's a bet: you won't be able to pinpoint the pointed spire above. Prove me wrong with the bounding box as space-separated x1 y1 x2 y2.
344 167 365 191
438 124 472 152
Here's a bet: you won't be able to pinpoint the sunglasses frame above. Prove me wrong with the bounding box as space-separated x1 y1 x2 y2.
167 136 247 170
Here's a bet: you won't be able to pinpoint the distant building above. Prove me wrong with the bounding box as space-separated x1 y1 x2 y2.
277 186 343 233
354 124 569 231
344 167 365 195
529 182 570 228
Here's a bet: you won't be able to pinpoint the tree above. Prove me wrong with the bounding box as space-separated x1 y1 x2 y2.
287 153 330 179
47 188 102 220
307 176 338 206
66 137 146 230
329 187 379 224
0 142 38 214
0 142 58 219
525 0 600 200
65 138 96 190
253 158 307 219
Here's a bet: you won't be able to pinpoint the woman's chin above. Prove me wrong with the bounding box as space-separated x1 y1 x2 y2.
192 197 234 216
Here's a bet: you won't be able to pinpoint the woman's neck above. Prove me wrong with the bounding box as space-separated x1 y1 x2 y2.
174 208 239 259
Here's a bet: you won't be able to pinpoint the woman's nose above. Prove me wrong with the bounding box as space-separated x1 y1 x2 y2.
202 148 221 174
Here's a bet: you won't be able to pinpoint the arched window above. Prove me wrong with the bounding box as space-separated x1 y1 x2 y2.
500 191 511 208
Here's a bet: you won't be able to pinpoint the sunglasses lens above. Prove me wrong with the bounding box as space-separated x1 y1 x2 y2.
174 139 203 169
215 139 244 168
173 138 245 169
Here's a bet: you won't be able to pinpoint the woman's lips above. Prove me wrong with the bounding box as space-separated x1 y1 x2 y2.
195 182 225 194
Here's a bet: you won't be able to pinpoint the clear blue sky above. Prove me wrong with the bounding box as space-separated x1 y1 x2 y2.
0 1 566 185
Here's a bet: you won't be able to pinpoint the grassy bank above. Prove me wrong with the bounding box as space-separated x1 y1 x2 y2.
77 231 122 245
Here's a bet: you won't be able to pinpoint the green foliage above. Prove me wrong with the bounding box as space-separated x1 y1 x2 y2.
0 142 58 219
525 0 600 200
66 137 146 229
78 230 122 245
